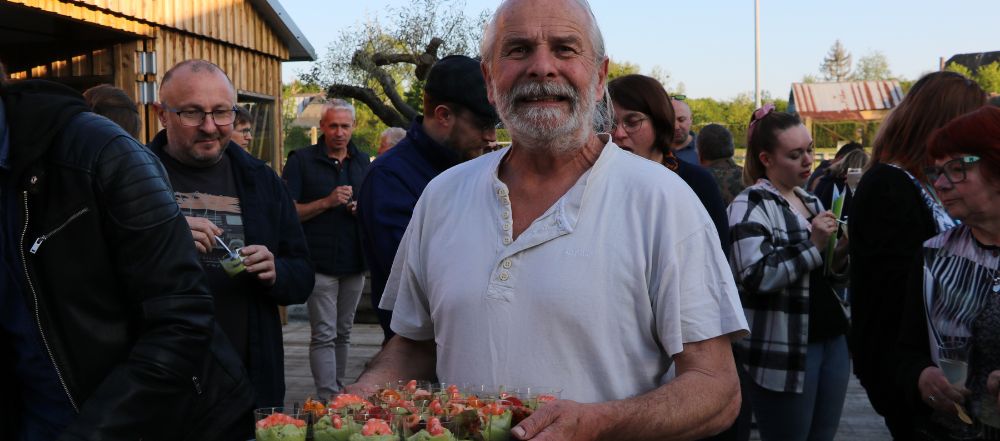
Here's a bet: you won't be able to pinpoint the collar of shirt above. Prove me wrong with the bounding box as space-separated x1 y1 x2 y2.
0 99 10 171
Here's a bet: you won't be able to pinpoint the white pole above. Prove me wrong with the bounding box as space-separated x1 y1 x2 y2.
754 0 761 108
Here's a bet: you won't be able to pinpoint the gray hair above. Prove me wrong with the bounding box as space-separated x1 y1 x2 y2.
322 98 356 121
480 0 612 135
697 124 735 161
380 127 406 145
480 0 606 68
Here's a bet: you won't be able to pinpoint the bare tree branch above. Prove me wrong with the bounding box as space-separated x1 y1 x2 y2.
372 53 419 66
327 84 409 128
352 50 419 121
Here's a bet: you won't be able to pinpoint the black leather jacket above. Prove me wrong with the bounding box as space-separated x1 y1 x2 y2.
1 80 253 440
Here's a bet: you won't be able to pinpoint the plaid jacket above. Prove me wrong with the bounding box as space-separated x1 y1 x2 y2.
727 179 824 393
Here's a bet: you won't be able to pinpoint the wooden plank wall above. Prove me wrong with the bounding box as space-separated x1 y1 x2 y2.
56 0 288 60
8 0 153 36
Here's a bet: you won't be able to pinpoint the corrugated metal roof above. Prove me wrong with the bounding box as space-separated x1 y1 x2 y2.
789 81 903 121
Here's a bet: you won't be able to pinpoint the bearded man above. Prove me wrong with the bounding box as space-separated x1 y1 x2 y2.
351 1 748 439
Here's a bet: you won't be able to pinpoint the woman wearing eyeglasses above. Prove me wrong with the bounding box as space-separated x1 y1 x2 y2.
727 105 850 441
607 74 729 252
608 73 746 441
895 106 1000 440
847 71 987 440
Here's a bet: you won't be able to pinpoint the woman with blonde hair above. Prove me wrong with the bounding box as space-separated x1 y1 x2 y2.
848 71 987 439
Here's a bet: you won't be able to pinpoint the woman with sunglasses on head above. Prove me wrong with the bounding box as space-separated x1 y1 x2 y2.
607 74 729 251
848 71 987 440
896 106 1000 439
728 105 850 441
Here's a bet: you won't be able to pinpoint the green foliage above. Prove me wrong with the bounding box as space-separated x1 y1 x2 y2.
975 61 1000 94
945 61 1000 94
351 104 389 157
283 126 312 157
852 51 892 81
404 79 425 115
945 62 974 78
607 60 640 81
686 93 788 149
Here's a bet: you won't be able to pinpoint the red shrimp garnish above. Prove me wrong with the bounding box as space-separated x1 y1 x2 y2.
361 418 393 436
256 413 305 430
427 417 445 436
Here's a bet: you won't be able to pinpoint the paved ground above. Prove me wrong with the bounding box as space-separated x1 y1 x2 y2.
281 321 892 440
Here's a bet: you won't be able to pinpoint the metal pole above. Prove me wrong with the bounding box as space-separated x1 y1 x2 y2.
754 0 761 108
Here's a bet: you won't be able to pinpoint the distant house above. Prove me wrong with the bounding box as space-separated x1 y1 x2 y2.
945 51 1000 75
0 0 315 168
788 80 904 147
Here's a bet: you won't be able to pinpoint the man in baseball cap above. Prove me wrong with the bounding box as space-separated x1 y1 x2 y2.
357 55 499 341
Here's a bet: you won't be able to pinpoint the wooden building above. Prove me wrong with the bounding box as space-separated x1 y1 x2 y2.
788 80 903 147
0 0 315 167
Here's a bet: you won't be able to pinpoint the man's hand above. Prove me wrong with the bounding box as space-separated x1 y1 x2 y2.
328 185 353 208
240 245 276 286
186 216 223 253
512 400 608 441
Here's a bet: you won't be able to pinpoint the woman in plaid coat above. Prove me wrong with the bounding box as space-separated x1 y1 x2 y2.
727 106 850 441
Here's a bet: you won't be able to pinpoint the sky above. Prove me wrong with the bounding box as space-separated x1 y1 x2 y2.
278 0 1000 101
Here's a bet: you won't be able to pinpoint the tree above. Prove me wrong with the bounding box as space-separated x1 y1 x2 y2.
819 40 852 82
975 61 1000 94
852 51 892 81
945 62 974 78
945 61 1000 94
801 74 819 84
607 60 640 81
647 65 672 90
302 0 488 127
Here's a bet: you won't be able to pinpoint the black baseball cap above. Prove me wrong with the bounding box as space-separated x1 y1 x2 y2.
423 55 499 124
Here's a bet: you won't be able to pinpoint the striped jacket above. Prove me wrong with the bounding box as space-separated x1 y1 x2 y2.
728 179 824 393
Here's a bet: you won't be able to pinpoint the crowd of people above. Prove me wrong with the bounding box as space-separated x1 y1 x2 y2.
2 0 1000 440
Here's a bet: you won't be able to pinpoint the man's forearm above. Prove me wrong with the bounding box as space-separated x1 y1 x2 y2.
354 335 437 386
593 336 741 441
295 199 332 222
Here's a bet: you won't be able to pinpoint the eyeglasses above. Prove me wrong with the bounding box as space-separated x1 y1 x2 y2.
165 106 239 127
235 128 253 137
924 155 981 185
611 115 648 134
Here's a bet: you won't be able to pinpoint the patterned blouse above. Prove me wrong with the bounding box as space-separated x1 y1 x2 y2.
921 225 1000 435
728 179 839 393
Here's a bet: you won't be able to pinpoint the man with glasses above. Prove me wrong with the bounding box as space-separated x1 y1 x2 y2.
357 54 498 343
150 59 314 409
670 96 700 164
282 98 370 398
230 105 253 151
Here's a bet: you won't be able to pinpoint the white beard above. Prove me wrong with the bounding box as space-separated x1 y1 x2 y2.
495 78 598 155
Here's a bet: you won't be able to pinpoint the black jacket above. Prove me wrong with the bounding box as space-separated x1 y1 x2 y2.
150 130 314 407
282 139 369 275
1 80 254 440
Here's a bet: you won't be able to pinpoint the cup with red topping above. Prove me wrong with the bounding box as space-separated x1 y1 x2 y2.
254 408 307 441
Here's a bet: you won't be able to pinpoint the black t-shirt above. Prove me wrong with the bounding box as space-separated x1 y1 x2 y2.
808 268 849 342
160 152 251 363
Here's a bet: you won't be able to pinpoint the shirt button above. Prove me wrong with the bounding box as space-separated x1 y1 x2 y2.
503 237 512 245
502 259 512 269
502 210 510 219
502 223 511 231
497 188 509 197
499 271 510 281
501 196 511 205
